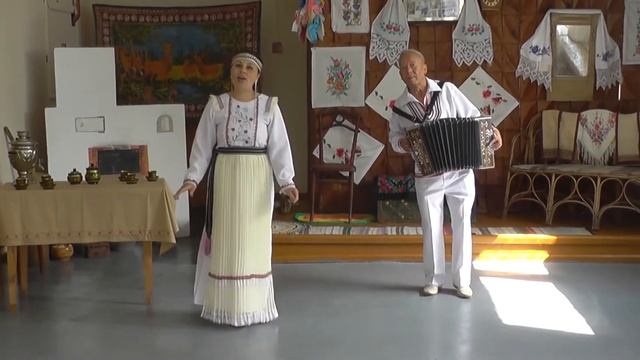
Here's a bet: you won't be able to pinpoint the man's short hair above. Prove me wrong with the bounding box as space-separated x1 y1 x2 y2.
399 49 425 63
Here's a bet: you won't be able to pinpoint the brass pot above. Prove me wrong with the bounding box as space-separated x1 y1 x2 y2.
40 174 55 190
51 244 73 261
67 168 83 184
126 173 139 184
146 170 158 182
13 176 29 190
119 170 129 182
85 164 101 184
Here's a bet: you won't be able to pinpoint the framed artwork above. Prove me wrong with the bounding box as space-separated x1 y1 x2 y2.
311 46 366 108
459 67 518 127
93 3 260 122
312 120 385 184
406 0 464 22
365 65 405 121
623 0 640 65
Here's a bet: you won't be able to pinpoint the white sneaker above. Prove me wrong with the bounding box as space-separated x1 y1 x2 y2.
456 286 473 299
421 284 439 296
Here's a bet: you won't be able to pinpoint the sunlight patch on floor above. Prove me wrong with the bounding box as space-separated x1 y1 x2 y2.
473 250 550 275
480 277 595 335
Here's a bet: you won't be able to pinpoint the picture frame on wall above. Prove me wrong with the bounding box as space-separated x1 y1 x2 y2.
406 0 464 22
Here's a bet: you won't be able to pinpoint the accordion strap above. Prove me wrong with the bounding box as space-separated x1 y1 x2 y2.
392 80 446 123
392 106 418 123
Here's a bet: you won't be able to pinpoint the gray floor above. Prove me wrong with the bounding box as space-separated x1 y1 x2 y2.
2 238 640 360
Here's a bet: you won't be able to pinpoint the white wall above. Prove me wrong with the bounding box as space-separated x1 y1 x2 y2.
45 48 190 237
2 0 308 193
79 0 309 191
0 1 49 183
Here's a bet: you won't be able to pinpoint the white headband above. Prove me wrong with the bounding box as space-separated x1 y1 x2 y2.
231 52 262 71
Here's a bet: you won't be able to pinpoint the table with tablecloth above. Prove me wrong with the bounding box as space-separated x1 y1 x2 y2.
0 176 178 311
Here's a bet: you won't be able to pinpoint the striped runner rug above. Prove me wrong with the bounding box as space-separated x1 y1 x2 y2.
272 221 592 236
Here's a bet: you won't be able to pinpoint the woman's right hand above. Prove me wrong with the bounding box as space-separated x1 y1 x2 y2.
174 181 197 200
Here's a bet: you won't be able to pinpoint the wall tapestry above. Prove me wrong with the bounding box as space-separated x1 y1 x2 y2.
94 3 260 122
311 46 366 108
623 0 640 65
312 119 384 184
365 65 405 121
459 67 518 127
331 0 369 33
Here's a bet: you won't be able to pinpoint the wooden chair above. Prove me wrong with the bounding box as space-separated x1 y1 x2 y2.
310 109 361 223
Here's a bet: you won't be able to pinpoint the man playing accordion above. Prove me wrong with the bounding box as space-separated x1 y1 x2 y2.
389 49 502 299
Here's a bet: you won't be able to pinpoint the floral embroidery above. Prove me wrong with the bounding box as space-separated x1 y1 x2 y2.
322 138 362 164
597 50 613 62
326 57 352 97
379 21 406 35
579 111 616 147
529 44 550 56
462 23 484 36
228 102 256 146
377 175 415 194
341 0 362 26
472 76 508 116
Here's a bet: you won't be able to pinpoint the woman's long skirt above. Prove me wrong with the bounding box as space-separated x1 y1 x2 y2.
193 153 277 326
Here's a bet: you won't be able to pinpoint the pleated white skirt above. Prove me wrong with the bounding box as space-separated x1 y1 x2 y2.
193 153 278 326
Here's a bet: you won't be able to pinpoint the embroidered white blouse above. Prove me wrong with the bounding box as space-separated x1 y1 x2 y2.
389 77 480 175
185 93 296 190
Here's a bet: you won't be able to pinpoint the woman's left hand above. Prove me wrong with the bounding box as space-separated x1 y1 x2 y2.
490 126 503 151
282 187 299 204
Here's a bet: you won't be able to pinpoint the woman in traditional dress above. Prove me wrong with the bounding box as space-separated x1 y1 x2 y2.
175 52 299 326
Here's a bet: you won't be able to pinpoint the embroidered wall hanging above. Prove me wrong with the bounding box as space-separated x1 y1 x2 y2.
311 46 366 108
459 67 518 127
312 119 385 184
623 0 640 65
516 9 622 91
365 65 405 121
94 3 260 122
331 0 369 33
452 0 494 66
369 0 410 65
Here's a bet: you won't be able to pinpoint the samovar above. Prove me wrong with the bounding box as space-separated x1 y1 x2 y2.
4 127 38 180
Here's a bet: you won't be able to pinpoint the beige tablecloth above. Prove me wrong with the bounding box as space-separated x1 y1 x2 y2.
0 176 178 253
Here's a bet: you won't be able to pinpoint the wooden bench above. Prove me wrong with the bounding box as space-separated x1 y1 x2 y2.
502 109 640 231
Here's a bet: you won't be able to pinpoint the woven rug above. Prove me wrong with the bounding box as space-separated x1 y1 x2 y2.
272 221 593 236
293 212 375 225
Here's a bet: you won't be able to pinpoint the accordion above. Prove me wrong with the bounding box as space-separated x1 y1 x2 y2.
405 116 495 176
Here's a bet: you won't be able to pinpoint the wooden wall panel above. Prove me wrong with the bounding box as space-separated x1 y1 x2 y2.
309 0 638 216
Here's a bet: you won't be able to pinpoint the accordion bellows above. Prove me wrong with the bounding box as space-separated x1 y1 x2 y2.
406 117 495 176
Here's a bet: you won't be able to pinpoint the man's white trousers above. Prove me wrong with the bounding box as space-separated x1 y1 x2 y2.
415 169 475 287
